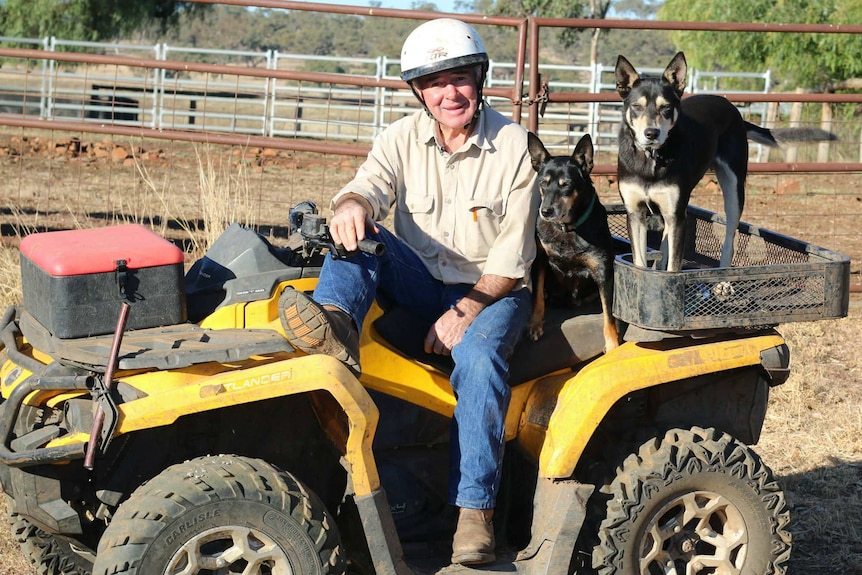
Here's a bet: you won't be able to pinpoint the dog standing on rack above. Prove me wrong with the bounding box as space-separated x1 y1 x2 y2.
527 132 619 353
615 51 837 272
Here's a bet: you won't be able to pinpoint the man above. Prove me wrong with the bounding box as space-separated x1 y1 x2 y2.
282 18 538 566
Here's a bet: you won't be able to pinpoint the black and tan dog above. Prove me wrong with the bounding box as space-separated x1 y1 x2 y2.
527 132 619 352
616 51 837 273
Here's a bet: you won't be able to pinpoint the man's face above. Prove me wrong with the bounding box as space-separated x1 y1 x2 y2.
415 67 479 130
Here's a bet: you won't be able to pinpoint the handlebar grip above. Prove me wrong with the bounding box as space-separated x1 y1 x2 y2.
332 238 386 258
357 238 386 256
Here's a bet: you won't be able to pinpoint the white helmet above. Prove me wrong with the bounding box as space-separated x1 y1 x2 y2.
400 18 489 83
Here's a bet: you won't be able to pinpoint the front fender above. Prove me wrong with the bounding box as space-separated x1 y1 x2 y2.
45 354 382 496
539 332 786 479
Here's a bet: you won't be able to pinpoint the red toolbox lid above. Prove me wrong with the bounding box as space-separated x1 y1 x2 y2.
20 224 185 276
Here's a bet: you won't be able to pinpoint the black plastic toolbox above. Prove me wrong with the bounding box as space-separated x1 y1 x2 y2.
608 205 851 331
20 224 187 339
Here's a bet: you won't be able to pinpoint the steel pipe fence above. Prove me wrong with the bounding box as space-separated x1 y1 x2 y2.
0 1 860 283
1 38 773 152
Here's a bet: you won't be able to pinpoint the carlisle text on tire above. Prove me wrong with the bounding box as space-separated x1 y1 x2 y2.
92 455 344 575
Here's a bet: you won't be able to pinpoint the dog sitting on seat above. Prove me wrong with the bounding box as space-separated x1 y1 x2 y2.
527 132 619 353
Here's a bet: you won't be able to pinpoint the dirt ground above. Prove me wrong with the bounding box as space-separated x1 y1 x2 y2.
0 129 861 574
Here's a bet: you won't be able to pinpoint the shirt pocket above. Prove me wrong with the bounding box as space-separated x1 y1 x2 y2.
396 193 435 252
463 197 505 259
400 193 434 214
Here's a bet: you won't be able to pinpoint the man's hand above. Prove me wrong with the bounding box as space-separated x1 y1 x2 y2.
424 303 479 356
330 195 376 252
423 275 518 356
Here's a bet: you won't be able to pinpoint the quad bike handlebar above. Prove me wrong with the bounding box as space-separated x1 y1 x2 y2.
295 209 385 259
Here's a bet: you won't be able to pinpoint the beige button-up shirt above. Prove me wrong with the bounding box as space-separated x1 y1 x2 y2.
331 106 539 290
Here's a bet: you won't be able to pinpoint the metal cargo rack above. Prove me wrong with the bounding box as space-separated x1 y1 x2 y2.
607 204 851 331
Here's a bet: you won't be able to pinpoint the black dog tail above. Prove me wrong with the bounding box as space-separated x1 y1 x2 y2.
745 121 838 147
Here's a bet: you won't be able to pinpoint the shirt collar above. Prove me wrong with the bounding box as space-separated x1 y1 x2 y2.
418 106 491 154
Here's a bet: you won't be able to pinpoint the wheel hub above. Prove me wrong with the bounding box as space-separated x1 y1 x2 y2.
166 525 293 575
639 490 747 575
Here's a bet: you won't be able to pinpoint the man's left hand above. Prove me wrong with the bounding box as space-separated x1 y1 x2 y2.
424 302 478 356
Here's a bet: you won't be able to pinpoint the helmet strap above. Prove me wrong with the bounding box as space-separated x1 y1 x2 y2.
463 105 483 130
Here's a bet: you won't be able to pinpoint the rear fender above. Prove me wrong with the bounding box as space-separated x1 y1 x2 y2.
539 332 787 478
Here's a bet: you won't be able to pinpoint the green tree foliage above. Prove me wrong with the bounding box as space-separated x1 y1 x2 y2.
659 0 862 89
469 0 672 66
480 0 585 18
160 5 421 61
0 0 209 42
478 0 586 48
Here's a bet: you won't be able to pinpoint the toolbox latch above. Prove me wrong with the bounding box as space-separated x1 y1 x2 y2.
115 259 129 298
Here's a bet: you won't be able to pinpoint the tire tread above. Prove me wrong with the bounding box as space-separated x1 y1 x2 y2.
592 426 792 575
93 454 343 575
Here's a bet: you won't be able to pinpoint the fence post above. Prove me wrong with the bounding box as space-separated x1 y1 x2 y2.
45 37 57 120
375 56 384 139
762 101 778 162
39 37 50 120
270 50 280 138
263 49 274 137
149 43 160 130
156 43 166 130
588 63 598 145
785 87 804 163
818 102 832 163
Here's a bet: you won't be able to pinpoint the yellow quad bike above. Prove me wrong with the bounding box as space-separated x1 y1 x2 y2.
0 201 849 575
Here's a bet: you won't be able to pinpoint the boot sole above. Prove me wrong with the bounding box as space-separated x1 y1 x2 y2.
451 551 496 566
279 288 360 374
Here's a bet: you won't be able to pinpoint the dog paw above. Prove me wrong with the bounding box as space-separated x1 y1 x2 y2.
711 281 735 301
528 322 544 341
603 327 621 353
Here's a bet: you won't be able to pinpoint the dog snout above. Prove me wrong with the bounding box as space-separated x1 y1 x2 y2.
644 127 661 141
540 206 555 219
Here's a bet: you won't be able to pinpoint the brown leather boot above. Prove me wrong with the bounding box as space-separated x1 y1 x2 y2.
451 508 495 565
279 288 360 375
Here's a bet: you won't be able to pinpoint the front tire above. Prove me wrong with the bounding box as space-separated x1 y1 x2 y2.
7 496 93 575
592 426 791 575
93 454 344 575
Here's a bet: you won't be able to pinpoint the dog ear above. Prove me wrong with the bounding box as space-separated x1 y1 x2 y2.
663 52 687 98
572 134 594 175
614 55 639 99
527 132 551 173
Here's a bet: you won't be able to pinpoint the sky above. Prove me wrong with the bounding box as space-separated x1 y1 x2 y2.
289 1 466 15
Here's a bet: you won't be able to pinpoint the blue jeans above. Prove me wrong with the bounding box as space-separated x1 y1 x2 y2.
313 226 532 509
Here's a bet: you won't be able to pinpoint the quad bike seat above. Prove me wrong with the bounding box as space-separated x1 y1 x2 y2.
373 302 607 385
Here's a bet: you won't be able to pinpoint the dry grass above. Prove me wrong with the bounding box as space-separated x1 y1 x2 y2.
0 134 860 573
0 246 21 309
132 142 259 257
757 304 862 573
0 516 29 575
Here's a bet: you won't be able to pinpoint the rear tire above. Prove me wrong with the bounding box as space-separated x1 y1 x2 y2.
92 454 344 575
6 496 93 575
592 426 791 575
